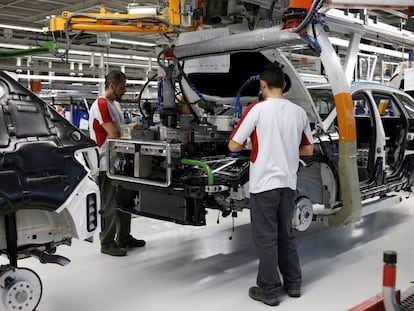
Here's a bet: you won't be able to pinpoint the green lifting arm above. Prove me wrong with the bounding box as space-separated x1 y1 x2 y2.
0 41 58 59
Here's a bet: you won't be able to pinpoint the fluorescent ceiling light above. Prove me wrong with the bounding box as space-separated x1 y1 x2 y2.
0 23 43 33
17 75 104 83
0 44 158 69
127 5 158 15
0 43 31 49
16 74 158 85
59 49 157 61
110 38 156 47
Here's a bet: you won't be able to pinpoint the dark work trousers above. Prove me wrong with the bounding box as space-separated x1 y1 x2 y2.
250 188 302 299
98 172 135 246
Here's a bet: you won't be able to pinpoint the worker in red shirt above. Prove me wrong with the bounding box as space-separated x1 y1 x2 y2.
89 70 146 256
229 64 313 306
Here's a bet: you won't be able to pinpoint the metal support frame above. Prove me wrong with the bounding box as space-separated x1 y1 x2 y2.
324 0 413 8
368 55 378 81
361 195 402 217
4 213 18 267
343 32 362 83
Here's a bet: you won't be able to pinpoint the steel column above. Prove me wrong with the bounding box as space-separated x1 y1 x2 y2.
343 32 362 84
4 213 18 267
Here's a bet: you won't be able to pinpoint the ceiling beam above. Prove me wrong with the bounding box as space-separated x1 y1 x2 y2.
1 63 150 80
0 37 156 59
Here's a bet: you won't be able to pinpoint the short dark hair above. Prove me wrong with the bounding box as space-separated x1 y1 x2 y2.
105 70 127 90
260 63 285 89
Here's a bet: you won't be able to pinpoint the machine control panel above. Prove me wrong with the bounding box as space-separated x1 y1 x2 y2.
140 145 167 156
112 142 136 154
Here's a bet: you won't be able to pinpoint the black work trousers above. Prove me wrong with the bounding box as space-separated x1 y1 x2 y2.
250 188 302 299
98 172 135 246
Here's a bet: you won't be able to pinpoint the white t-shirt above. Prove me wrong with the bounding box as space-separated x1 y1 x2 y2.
88 97 124 171
230 98 313 193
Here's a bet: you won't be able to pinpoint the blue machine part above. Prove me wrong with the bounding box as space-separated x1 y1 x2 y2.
232 75 260 116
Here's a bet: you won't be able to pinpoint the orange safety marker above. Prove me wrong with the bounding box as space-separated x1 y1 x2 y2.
382 251 400 311
348 251 401 311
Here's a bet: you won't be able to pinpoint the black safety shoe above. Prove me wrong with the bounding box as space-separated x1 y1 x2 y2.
117 236 146 248
284 286 301 298
101 244 127 256
248 286 280 306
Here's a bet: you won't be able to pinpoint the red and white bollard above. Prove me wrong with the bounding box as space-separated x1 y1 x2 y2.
383 251 400 311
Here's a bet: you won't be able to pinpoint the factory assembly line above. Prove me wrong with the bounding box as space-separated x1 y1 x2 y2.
0 0 413 310
97 0 414 230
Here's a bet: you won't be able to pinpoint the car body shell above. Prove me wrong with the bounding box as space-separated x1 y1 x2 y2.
0 71 100 257
300 82 414 217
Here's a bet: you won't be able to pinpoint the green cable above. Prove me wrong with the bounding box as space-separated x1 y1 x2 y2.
181 158 214 186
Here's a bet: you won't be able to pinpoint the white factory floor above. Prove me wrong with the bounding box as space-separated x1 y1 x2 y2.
3 193 414 311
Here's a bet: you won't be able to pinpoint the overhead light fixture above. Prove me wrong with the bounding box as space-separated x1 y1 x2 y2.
15 74 158 85
58 49 157 62
110 38 157 47
0 23 43 33
0 43 31 49
127 4 158 16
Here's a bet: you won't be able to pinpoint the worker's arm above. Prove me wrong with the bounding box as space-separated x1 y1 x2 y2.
299 144 313 156
228 139 246 152
102 121 121 138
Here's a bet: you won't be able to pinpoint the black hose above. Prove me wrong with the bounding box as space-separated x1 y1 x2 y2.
137 73 158 118
176 61 200 122
176 60 206 102
178 80 200 122
157 48 170 70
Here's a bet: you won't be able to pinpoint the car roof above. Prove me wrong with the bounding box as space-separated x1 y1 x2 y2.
350 81 406 95
308 81 411 98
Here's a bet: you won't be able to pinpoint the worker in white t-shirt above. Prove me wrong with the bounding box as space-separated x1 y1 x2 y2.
229 63 313 306
89 70 146 256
